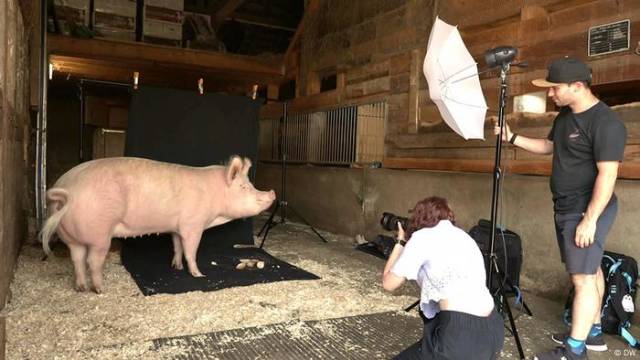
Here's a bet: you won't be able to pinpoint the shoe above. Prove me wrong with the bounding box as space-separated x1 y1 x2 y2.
533 345 588 360
551 332 608 352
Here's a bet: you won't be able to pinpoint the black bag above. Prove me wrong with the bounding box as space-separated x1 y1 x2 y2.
355 235 396 260
468 219 523 295
563 251 639 348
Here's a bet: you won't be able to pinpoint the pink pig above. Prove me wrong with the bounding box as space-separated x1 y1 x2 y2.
40 155 275 293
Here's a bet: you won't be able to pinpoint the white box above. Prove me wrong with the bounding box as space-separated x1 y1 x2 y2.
513 91 547 114
94 0 136 17
92 0 136 40
143 19 182 40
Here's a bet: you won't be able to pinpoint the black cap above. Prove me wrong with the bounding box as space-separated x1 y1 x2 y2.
532 57 592 87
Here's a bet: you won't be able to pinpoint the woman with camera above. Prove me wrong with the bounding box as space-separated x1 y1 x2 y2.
382 196 504 360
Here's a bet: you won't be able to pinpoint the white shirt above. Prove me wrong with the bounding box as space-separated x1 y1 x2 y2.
391 220 494 318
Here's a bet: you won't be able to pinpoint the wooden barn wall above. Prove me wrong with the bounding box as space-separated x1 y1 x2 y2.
273 0 640 174
1 0 33 355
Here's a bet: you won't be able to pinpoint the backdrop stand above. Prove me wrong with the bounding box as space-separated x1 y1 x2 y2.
257 102 327 248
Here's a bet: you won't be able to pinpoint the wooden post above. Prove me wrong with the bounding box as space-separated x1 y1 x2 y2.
408 49 421 134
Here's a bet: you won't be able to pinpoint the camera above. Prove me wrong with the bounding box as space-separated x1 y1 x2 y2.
380 212 409 232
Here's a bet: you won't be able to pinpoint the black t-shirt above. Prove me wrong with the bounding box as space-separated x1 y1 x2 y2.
547 101 626 214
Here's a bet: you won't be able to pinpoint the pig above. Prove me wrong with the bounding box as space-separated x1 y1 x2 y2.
40 155 275 293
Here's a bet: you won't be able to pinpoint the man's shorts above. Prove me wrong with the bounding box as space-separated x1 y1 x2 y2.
554 196 618 274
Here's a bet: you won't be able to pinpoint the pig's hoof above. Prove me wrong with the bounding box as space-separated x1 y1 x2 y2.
91 286 102 294
171 259 184 270
75 284 88 292
191 271 205 278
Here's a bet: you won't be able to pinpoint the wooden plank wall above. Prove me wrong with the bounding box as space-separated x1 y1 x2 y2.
268 0 640 178
1 0 32 352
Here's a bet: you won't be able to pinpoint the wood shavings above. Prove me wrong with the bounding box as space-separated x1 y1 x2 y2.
4 219 418 359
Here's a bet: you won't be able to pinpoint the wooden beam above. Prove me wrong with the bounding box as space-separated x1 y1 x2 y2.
50 54 261 92
382 158 640 180
284 0 319 75
48 34 284 79
213 0 245 30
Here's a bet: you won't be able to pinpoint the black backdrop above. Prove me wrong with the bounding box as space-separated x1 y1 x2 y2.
121 86 318 295
124 85 262 248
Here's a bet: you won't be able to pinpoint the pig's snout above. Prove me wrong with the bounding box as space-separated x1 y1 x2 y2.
258 190 276 207
267 190 276 202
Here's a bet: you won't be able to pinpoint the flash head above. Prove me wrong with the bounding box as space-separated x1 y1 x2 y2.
484 46 518 68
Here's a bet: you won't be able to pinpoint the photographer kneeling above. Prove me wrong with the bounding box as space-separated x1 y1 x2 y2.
382 196 504 360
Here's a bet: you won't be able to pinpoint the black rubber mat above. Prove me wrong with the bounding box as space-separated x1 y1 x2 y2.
151 311 423 359
121 231 319 296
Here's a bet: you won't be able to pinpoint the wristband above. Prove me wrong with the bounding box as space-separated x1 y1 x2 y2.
396 239 407 246
509 133 518 145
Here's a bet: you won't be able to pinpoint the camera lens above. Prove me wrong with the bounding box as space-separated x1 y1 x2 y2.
380 212 409 232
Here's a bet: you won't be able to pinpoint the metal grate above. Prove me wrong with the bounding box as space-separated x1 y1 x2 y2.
259 101 386 165
151 311 423 359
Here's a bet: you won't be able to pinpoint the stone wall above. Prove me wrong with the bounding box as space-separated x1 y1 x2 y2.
254 161 640 301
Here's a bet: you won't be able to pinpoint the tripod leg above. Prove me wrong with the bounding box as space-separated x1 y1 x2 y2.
285 205 328 243
404 299 420 312
258 201 282 249
521 300 533 317
492 257 526 360
257 201 280 238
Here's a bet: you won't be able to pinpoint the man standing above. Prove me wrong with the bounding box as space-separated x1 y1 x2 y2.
495 57 627 360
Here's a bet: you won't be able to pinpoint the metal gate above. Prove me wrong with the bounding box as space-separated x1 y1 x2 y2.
259 101 386 165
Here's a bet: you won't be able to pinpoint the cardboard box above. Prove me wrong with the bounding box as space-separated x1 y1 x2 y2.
93 0 136 41
144 0 183 11
53 0 90 35
142 0 183 44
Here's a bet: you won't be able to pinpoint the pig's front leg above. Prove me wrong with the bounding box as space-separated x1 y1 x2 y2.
179 229 205 277
171 233 184 271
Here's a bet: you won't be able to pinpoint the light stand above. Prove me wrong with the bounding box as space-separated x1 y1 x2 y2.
488 61 525 360
257 102 328 247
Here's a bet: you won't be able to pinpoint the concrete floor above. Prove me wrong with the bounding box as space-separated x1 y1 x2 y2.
255 216 640 360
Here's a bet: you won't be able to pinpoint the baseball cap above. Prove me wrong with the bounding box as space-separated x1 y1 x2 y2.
532 57 592 87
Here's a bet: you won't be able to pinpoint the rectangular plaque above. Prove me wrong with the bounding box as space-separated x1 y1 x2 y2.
588 19 630 56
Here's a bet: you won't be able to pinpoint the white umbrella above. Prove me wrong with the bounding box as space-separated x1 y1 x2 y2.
423 17 487 140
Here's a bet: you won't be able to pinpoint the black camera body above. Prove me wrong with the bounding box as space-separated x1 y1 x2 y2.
380 212 409 232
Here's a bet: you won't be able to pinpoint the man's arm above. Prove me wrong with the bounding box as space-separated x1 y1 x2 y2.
574 161 619 248
493 122 554 155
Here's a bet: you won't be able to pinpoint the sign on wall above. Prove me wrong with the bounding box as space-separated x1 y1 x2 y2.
588 19 630 57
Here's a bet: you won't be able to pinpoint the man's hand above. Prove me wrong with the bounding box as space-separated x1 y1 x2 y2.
575 216 597 248
493 120 512 142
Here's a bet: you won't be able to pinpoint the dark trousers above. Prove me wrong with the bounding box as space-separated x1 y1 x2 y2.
394 309 504 360
554 196 618 274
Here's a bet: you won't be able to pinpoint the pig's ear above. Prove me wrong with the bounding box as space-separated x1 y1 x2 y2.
242 158 252 175
226 156 244 184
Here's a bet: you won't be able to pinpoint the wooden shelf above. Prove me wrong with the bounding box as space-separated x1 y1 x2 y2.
47 35 285 91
